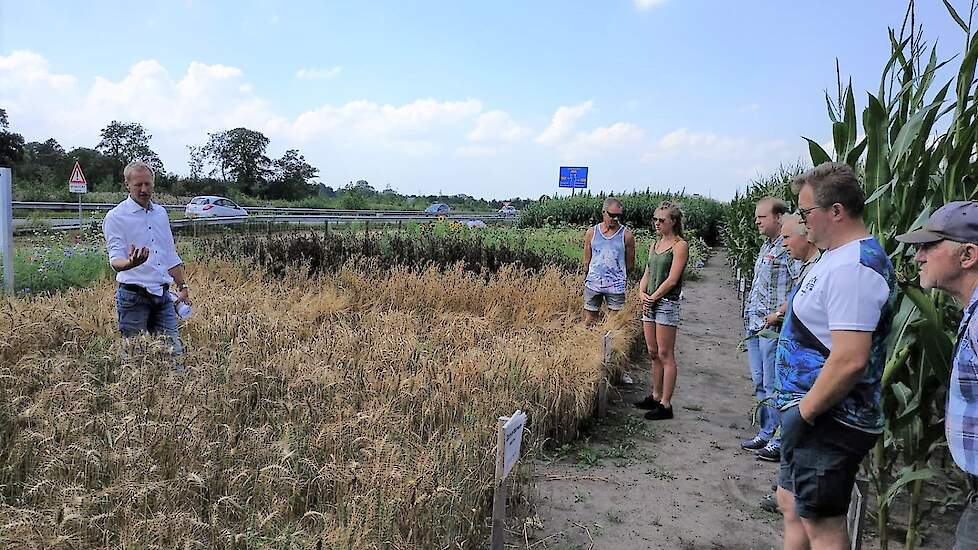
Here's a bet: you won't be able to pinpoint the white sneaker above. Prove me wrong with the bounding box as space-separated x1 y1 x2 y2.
621 372 634 385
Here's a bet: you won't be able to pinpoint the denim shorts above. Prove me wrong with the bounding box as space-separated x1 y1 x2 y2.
116 286 184 356
778 405 878 519
642 297 681 326
583 286 626 312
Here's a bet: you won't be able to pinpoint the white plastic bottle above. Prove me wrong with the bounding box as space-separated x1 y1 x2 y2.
169 292 193 320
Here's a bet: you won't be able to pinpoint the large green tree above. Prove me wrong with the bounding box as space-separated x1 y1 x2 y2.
0 109 26 167
264 149 319 200
96 121 164 180
201 128 272 195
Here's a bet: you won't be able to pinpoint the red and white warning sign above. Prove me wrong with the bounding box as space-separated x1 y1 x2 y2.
68 161 88 194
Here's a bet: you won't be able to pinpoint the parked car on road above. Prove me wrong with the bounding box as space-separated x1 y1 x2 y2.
185 196 248 218
424 203 452 215
498 205 517 216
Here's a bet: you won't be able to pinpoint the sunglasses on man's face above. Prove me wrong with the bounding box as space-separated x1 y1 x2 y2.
604 211 623 220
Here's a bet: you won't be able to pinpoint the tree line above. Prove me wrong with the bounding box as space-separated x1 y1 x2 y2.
0 109 535 210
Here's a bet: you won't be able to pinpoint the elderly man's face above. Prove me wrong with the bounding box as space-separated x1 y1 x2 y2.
914 239 964 291
781 219 813 260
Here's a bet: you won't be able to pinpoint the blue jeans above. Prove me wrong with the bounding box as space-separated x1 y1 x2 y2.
746 328 779 445
116 286 183 356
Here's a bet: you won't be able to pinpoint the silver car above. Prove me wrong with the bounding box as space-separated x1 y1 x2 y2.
185 196 248 218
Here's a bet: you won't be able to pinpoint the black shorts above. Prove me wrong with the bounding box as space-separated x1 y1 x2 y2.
778 405 879 519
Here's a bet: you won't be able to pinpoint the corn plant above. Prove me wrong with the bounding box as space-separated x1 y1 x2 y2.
721 165 804 281
804 2 978 547
517 190 727 245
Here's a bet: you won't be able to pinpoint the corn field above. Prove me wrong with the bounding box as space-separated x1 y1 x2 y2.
0 257 640 548
516 191 727 245
721 165 804 281
722 2 978 547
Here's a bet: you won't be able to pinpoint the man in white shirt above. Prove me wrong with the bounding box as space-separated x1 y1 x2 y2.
775 162 896 549
103 161 191 357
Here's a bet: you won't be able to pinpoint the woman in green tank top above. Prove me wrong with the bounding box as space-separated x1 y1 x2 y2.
635 201 689 421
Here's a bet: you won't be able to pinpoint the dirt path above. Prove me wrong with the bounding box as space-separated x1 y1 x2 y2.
518 254 781 549
513 252 956 550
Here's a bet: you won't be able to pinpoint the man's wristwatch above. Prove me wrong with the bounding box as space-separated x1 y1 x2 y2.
176 283 190 292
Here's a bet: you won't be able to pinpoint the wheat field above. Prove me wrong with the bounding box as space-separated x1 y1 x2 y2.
0 259 640 549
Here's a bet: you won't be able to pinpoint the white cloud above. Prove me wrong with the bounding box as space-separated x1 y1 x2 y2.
634 0 667 10
279 98 484 147
536 101 592 145
645 128 788 161
467 110 529 142
0 50 805 200
456 145 498 157
742 103 761 112
295 66 342 80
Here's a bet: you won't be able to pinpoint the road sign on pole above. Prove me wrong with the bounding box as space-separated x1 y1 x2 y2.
558 166 588 189
0 167 13 295
68 161 88 227
69 161 88 194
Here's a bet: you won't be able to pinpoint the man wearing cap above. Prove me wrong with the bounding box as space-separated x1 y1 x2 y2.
897 201 978 548
103 160 191 360
775 163 896 549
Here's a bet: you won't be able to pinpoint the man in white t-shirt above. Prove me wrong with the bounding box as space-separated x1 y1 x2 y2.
774 162 896 549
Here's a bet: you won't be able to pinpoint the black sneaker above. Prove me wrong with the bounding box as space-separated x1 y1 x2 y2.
756 445 781 462
635 395 661 410
740 435 769 451
644 405 673 420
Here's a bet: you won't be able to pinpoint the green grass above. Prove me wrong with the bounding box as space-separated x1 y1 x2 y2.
6 243 111 295
4 225 112 295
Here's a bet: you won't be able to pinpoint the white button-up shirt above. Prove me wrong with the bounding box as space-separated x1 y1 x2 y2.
103 196 182 296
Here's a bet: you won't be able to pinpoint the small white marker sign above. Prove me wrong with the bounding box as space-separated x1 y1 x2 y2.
501 410 527 481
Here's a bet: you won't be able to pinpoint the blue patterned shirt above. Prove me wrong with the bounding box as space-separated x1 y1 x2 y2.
775 238 896 433
744 235 801 333
949 285 978 476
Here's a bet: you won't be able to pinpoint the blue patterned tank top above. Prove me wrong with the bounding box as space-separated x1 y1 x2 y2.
585 223 626 294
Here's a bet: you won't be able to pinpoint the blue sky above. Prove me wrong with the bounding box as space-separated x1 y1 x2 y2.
0 1 969 199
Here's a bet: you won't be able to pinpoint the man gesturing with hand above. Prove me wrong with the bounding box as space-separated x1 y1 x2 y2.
103 161 190 359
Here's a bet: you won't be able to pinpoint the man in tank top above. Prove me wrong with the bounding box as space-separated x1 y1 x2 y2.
583 197 636 326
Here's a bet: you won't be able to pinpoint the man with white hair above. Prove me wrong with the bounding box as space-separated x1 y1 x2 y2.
102 160 191 359
758 213 821 513
896 201 978 548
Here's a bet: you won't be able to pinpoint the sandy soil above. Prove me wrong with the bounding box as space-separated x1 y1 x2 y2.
514 253 955 550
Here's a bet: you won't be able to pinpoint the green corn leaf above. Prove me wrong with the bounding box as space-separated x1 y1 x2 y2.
804 138 832 166
844 81 857 151
889 90 948 166
943 0 970 33
832 122 848 161
845 136 867 168
825 91 839 124
865 180 892 204
883 466 937 509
